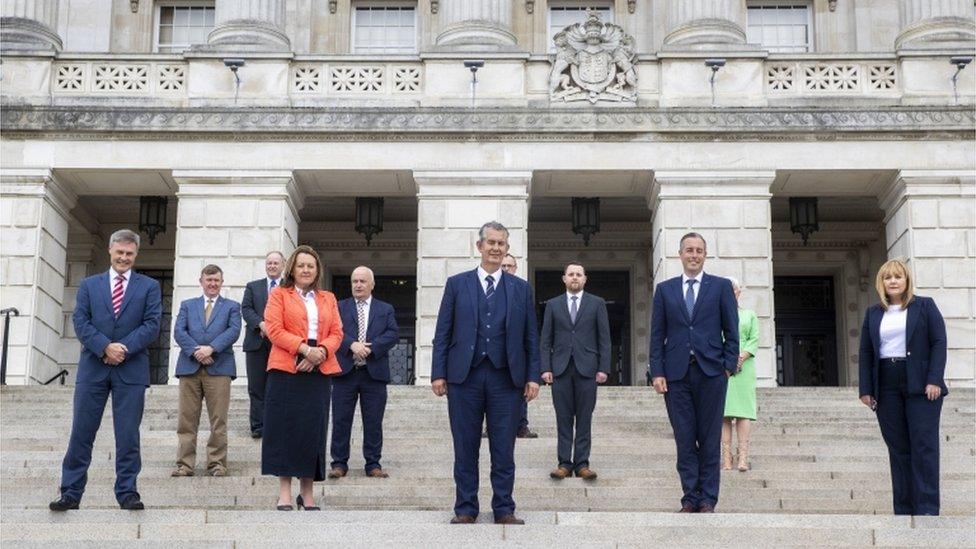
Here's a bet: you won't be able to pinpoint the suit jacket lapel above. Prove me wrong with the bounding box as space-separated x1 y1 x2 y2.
97 272 113 316
672 278 691 323
467 270 480 329
870 306 883 350
905 300 920 344
208 297 225 327
504 273 516 329
118 273 138 317
364 299 377 337
691 275 711 321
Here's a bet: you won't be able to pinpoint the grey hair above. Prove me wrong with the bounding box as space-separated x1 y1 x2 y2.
678 232 707 252
727 276 741 291
478 221 510 243
109 229 140 249
266 250 285 261
351 265 375 282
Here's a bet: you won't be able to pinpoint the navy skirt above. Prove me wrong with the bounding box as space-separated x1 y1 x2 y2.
261 368 332 480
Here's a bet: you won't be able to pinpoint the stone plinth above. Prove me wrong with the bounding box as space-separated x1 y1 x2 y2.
0 0 61 52
663 0 748 50
203 0 290 52
434 0 519 52
896 0 976 50
0 169 76 384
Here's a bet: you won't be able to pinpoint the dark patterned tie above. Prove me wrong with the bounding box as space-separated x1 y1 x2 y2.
485 275 495 298
355 300 367 366
685 279 697 318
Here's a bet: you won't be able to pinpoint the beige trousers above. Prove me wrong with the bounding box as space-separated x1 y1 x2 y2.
176 368 231 471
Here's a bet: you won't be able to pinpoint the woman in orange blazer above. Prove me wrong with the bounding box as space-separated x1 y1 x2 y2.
262 245 343 511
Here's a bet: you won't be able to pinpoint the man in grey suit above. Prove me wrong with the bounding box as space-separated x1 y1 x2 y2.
540 263 611 480
240 251 284 439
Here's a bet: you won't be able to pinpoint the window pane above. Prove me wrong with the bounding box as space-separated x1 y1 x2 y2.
173 26 188 45
205 8 215 26
190 7 205 25
159 26 174 44
190 26 209 44
173 7 188 25
160 7 174 25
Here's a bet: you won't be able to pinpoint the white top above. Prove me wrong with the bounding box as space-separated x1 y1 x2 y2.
879 304 908 359
566 291 584 315
477 266 502 295
681 272 704 303
109 268 130 295
299 288 318 340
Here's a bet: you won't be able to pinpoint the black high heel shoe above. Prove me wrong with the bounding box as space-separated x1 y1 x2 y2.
296 494 320 511
276 502 293 511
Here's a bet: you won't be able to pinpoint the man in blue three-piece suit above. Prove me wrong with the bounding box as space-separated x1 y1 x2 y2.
431 221 541 525
171 264 241 478
649 232 739 513
329 266 400 479
50 229 162 511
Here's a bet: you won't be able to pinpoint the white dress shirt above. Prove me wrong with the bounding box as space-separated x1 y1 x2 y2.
477 266 503 295
566 290 584 315
299 288 318 339
879 304 908 359
109 268 131 295
681 272 704 303
267 277 280 293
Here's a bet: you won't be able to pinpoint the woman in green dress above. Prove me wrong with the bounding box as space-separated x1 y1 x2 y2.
722 277 758 472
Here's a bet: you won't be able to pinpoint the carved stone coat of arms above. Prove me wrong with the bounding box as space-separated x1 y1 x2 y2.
550 12 638 104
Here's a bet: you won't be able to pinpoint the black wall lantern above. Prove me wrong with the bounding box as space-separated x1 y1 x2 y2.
571 197 600 246
355 197 384 245
138 196 168 245
789 196 819 246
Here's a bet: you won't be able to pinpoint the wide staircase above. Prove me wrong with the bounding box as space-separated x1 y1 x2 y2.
1 385 974 547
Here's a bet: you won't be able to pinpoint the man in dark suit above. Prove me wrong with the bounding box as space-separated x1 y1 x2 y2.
649 232 738 513
431 221 541 525
241 251 284 438
540 263 611 481
328 266 400 479
171 264 242 478
50 229 162 511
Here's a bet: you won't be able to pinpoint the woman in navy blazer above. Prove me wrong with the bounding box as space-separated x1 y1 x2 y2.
858 259 947 516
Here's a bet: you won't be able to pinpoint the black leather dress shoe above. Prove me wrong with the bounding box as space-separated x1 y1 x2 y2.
678 503 697 513
698 503 715 513
250 430 262 439
49 497 79 512
494 515 525 525
119 494 145 510
450 514 476 524
516 427 538 439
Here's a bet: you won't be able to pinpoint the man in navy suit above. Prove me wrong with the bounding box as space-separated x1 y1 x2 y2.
50 229 162 511
649 232 739 513
171 264 242 477
328 266 400 479
431 221 541 525
241 251 284 438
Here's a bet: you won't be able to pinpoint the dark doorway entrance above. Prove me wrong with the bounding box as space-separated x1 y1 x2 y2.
142 269 173 385
534 270 631 386
331 274 417 384
774 276 838 386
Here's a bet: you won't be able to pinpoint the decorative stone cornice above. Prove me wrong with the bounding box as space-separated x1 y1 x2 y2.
1 105 973 139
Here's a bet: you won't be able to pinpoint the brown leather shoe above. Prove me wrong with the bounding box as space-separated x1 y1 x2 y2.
366 468 389 478
327 467 347 479
494 514 525 525
516 426 538 438
698 503 715 513
678 503 697 513
170 466 194 477
450 514 476 524
549 466 572 479
575 467 598 481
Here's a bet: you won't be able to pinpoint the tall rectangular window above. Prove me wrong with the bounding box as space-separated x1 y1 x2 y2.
352 5 417 54
156 2 215 53
746 2 813 53
548 2 614 52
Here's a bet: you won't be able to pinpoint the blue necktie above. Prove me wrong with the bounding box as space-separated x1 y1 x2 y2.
685 279 697 317
269 279 277 290
485 275 495 298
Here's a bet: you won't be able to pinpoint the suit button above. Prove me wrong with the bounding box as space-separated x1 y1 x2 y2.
906 351 911 356
486 325 490 328
486 338 490 342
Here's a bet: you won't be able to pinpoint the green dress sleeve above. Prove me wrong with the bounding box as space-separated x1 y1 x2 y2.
741 309 759 357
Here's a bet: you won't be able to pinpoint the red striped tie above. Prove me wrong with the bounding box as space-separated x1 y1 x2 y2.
112 275 125 317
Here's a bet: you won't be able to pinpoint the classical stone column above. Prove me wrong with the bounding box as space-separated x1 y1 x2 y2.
663 0 748 49
435 0 518 51
205 0 290 52
880 170 976 385
57 227 102 383
171 170 302 383
896 0 976 50
648 171 777 386
0 0 62 52
413 171 530 384
0 169 76 384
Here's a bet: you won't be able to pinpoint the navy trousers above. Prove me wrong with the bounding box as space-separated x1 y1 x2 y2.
59 369 146 503
330 367 388 473
663 357 728 508
876 360 943 515
518 400 529 430
447 360 522 519
552 360 597 471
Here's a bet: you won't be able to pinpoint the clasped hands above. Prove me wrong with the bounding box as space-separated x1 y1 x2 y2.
296 343 327 373
350 341 372 361
102 342 128 365
193 345 215 366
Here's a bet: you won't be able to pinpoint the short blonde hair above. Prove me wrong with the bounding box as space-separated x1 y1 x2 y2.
875 258 914 310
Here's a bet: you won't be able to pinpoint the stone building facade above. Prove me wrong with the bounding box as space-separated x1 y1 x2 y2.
1 0 974 389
